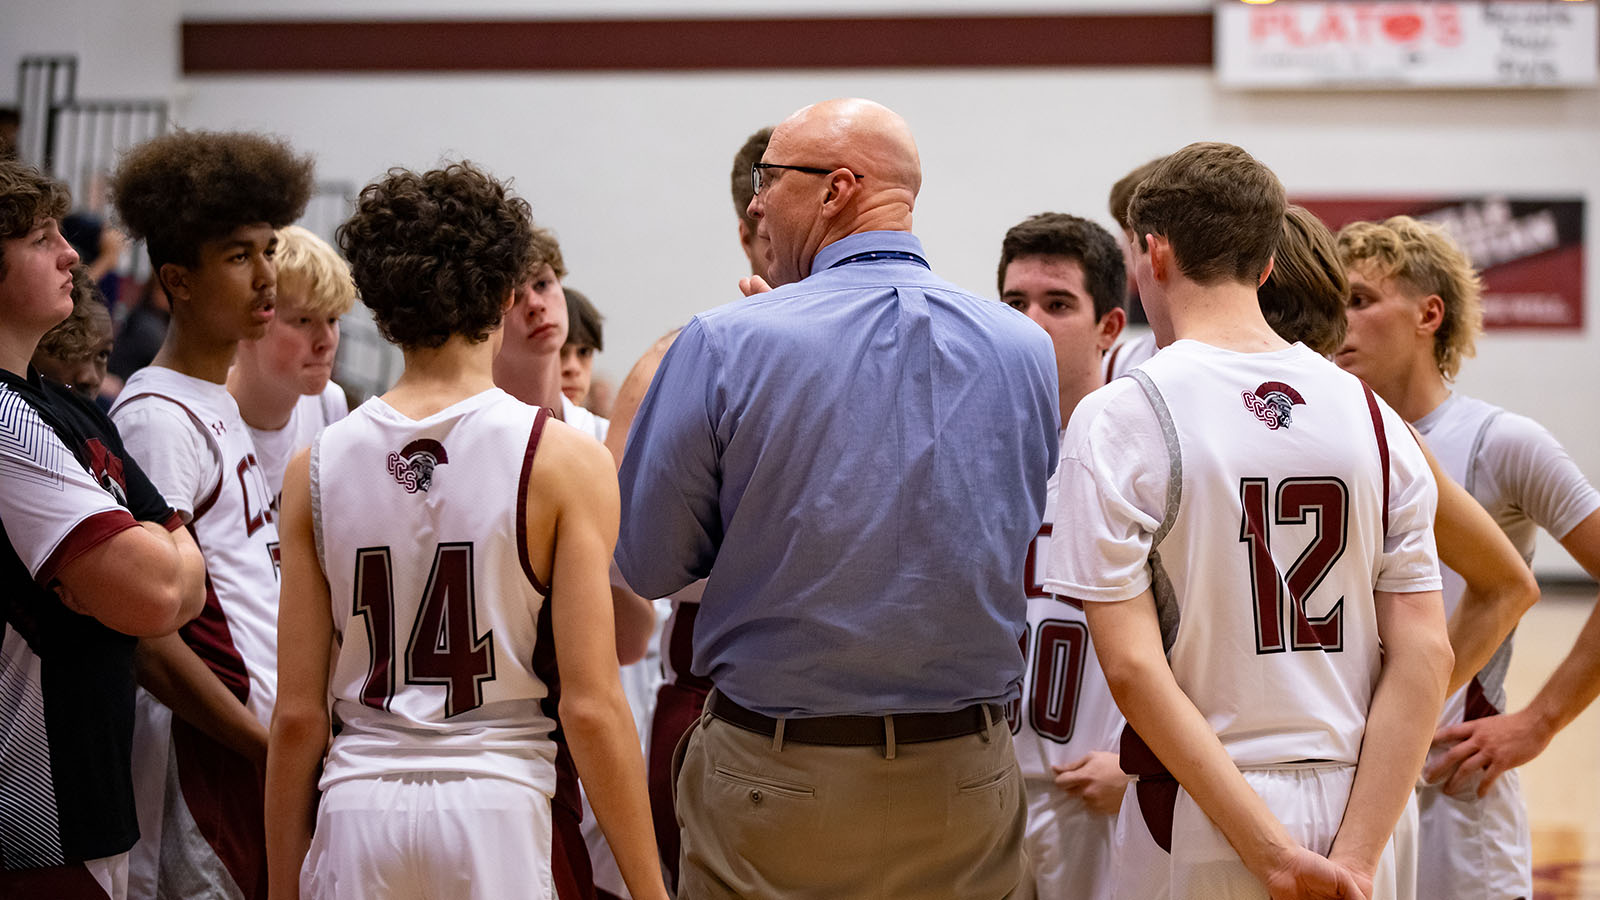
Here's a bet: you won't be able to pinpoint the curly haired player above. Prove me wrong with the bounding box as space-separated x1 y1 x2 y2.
265 161 667 900
108 129 313 900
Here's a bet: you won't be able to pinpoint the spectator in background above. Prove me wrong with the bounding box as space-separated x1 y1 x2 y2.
561 287 603 409
227 224 354 511
104 275 169 399
0 107 19 159
33 266 114 405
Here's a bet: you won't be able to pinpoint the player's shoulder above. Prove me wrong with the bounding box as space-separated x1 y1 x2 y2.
1472 397 1561 454
533 414 614 481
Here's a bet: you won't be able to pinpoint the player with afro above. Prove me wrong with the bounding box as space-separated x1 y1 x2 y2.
108 130 313 900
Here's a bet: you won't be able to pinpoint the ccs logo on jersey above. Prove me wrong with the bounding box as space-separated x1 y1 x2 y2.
1242 381 1305 430
387 439 448 493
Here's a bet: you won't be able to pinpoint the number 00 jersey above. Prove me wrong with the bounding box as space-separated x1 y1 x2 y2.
1012 468 1123 780
1044 341 1441 768
311 388 558 796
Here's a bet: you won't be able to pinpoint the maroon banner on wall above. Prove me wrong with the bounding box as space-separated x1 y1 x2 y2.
1295 196 1586 331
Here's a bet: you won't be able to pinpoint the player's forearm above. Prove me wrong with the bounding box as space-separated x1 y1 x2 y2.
611 585 656 666
1331 618 1452 872
167 524 209 627
562 688 670 900
135 633 269 766
1521 590 1600 738
263 705 329 900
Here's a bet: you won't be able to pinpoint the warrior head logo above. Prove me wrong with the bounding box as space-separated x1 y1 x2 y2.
387 439 449 493
84 438 128 505
1241 381 1306 430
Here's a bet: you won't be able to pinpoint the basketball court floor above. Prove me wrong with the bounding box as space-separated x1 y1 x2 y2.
1510 582 1600 899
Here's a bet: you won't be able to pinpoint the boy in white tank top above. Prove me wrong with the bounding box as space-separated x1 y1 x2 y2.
1336 216 1600 900
108 130 314 900
263 161 667 900
996 212 1130 900
1044 143 1453 900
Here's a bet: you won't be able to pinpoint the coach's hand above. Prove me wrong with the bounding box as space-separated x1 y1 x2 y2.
1426 711 1548 797
738 275 773 296
1052 751 1128 815
1264 846 1369 900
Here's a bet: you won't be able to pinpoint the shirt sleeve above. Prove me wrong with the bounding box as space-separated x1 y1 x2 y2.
0 398 139 584
1040 379 1170 604
1376 403 1442 594
111 398 218 521
614 318 724 599
1481 411 1600 542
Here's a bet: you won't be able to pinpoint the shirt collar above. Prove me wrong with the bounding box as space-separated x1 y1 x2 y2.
810 231 927 273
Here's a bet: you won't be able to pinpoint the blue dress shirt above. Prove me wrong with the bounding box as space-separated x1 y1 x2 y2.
615 231 1060 717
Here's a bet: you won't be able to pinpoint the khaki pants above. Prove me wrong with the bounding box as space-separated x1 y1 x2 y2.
674 704 1027 899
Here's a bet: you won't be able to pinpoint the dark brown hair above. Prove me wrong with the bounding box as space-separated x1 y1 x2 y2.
111 130 313 269
36 266 112 363
1258 206 1348 356
731 126 774 226
1108 156 1166 233
997 213 1126 320
338 161 534 350
564 286 604 352
1127 142 1285 286
0 158 71 278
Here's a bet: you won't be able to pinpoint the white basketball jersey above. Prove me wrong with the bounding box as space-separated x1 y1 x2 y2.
1012 468 1123 781
1047 341 1440 768
113 367 281 725
1414 392 1600 726
312 388 558 795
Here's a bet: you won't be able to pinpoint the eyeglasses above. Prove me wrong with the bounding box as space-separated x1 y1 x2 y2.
751 162 863 196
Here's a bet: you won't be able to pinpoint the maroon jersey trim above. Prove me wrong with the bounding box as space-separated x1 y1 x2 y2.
1464 676 1502 721
36 508 140 586
116 392 224 521
163 510 185 532
516 405 553 596
1361 383 1391 540
667 600 713 692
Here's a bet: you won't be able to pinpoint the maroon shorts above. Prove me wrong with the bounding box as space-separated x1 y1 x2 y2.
648 681 708 891
551 798 596 900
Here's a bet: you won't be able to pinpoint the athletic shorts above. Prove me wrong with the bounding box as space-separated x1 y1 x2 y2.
1415 770 1530 900
300 773 554 900
1021 777 1116 900
0 853 128 900
1114 764 1405 900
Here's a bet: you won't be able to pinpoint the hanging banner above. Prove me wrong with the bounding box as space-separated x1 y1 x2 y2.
1295 196 1586 331
1217 2 1599 89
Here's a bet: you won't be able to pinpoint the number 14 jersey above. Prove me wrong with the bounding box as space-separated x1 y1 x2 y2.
311 388 558 796
1044 341 1441 768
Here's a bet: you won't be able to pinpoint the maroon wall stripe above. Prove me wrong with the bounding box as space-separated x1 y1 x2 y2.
182 14 1213 73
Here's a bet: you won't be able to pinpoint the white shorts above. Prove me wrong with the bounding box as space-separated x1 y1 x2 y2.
1021 778 1116 900
301 773 555 900
1415 770 1531 900
1113 764 1405 900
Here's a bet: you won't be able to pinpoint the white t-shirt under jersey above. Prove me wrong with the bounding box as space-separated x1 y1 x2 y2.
246 382 348 512
1045 340 1440 768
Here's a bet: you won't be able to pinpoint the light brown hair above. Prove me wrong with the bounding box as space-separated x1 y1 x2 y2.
1127 142 1285 286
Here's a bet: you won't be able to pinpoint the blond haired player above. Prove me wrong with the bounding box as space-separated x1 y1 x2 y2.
265 161 666 900
1045 143 1452 899
1335 215 1600 900
228 224 353 511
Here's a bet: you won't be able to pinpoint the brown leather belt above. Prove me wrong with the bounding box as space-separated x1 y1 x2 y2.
706 690 1003 747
